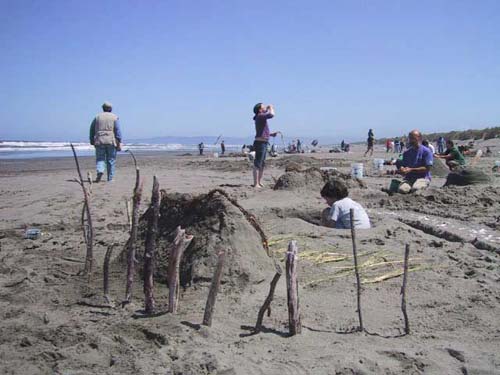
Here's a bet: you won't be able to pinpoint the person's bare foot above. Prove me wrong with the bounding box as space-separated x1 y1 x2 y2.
252 184 262 189
258 183 265 188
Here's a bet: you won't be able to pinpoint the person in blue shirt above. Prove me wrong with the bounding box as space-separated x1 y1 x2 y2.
393 130 433 194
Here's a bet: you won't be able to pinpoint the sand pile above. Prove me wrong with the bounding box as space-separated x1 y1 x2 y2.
134 189 275 289
273 167 365 191
186 158 250 172
444 167 492 186
269 154 352 169
284 161 303 172
430 157 450 177
271 155 320 169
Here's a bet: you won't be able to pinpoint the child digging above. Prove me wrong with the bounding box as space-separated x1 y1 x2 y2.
320 179 371 229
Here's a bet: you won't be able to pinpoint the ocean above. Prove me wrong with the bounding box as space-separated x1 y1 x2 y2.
0 141 246 159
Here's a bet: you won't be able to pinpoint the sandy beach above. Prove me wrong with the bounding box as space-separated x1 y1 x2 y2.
1 141 499 375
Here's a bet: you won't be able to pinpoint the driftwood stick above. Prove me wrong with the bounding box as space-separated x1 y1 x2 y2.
401 243 410 334
70 143 94 279
123 170 143 305
144 176 160 314
125 199 132 231
167 226 193 313
126 149 138 170
202 249 226 326
103 244 116 302
286 240 301 335
81 203 88 244
255 265 283 331
71 143 85 183
86 171 93 194
349 208 363 332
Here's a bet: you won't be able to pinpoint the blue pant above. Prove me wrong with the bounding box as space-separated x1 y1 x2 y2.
95 145 117 181
253 141 268 169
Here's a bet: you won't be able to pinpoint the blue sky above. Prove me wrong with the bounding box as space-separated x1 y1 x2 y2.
1 0 499 142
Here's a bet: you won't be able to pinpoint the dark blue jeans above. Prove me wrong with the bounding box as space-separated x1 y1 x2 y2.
253 140 268 169
95 144 117 181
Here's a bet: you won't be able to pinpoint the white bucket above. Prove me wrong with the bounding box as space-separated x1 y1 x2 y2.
373 158 384 171
351 163 363 179
213 152 219 158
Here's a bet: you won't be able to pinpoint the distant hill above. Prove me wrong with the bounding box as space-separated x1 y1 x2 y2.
378 126 500 143
422 126 500 142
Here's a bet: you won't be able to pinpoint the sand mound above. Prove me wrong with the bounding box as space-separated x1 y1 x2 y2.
135 190 274 289
273 168 365 191
271 155 320 169
444 167 492 186
431 158 450 177
269 154 354 169
284 161 303 172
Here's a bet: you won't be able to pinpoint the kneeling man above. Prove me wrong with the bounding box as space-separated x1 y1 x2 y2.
393 130 433 194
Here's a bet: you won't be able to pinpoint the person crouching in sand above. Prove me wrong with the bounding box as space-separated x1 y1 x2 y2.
252 103 278 188
320 179 371 229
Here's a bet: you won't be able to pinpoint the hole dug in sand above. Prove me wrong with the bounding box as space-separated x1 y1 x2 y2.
133 189 275 290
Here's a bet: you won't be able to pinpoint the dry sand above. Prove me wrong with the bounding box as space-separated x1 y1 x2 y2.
1 142 499 374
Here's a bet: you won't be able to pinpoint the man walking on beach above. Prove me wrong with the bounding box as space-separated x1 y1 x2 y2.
437 136 445 154
393 129 433 194
89 101 122 182
252 103 278 188
364 129 375 157
220 140 225 155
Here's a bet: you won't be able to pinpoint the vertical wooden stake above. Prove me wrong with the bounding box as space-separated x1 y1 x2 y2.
202 249 226 326
86 171 93 195
103 244 116 303
123 166 143 305
70 143 94 280
286 240 301 335
144 176 160 314
349 208 363 332
255 264 282 331
125 199 132 231
167 226 193 313
401 243 410 334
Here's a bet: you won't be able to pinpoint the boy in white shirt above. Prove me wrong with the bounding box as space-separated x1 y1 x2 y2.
320 179 371 229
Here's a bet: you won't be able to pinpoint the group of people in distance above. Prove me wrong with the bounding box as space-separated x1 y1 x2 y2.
385 137 406 153
87 101 468 232
250 102 372 229
197 140 226 156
